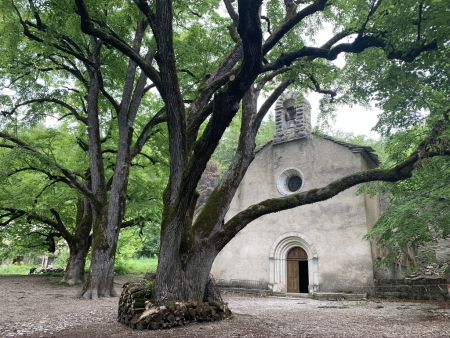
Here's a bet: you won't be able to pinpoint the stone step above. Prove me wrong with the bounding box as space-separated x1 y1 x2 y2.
376 291 410 298
219 287 271 296
272 292 310 299
311 292 367 301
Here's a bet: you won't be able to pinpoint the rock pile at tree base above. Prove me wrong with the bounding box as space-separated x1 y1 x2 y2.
118 282 232 330
29 267 65 275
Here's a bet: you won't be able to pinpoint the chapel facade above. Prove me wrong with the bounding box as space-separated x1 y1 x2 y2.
211 92 382 294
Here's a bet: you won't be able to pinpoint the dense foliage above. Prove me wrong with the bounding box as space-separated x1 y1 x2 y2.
365 129 450 265
0 123 167 267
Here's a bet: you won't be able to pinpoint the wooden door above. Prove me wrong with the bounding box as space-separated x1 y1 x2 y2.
287 260 299 292
287 247 308 293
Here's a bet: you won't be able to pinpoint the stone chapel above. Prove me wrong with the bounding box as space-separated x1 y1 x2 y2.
211 91 383 294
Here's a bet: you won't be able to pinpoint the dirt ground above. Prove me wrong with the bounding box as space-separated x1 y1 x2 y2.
0 275 449 338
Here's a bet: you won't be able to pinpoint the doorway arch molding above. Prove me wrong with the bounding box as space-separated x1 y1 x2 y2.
269 232 320 293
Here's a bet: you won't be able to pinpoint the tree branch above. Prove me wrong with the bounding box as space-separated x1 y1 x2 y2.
3 98 87 125
74 0 162 89
127 50 155 125
121 214 154 229
256 80 292 125
177 1 266 218
33 180 61 202
358 0 383 39
0 132 93 200
0 207 74 243
131 107 166 159
262 0 329 55
0 210 25 227
223 0 239 25
5 166 73 187
417 1 424 41
255 66 292 90
307 74 336 100
84 37 106 204
186 44 243 137
48 55 88 87
118 19 149 124
152 0 189 202
13 2 93 66
236 0 263 80
49 208 73 241
260 16 272 35
263 35 437 72
133 0 158 33
134 152 158 165
194 81 291 239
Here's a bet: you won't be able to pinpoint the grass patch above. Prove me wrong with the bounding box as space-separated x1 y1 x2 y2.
0 264 33 275
115 257 158 275
1 257 159 276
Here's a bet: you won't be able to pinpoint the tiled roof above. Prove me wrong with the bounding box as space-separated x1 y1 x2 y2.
319 134 379 166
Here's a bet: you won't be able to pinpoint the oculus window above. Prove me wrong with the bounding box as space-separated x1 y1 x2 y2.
277 168 304 195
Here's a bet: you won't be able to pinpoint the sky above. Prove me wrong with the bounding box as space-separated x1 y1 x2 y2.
306 92 381 139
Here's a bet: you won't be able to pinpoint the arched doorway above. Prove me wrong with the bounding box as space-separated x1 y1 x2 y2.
287 247 309 293
269 232 319 293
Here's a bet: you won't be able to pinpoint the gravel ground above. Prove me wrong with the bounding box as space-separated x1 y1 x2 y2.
0 275 449 337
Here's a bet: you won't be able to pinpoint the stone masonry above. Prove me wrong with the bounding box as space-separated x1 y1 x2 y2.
274 91 312 144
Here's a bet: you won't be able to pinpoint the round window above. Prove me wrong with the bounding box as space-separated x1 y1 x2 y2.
287 175 302 192
277 168 304 195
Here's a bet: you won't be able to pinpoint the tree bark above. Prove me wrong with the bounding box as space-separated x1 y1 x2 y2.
155 239 218 303
82 159 132 298
62 197 92 285
82 205 117 298
82 141 133 298
81 24 148 297
63 240 90 285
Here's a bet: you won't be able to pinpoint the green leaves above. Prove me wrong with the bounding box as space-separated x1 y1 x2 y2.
366 128 450 264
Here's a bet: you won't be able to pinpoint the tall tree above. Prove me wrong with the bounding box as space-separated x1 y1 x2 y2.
0 123 165 284
0 126 93 284
0 0 167 295
72 0 449 303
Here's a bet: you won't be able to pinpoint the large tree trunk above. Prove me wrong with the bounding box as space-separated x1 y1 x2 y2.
82 206 118 298
85 243 117 298
82 133 132 298
82 184 130 297
80 28 148 298
63 239 90 285
62 197 93 285
155 237 218 303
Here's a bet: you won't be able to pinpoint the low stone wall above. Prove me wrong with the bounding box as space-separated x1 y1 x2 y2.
311 292 367 301
118 282 232 330
375 278 449 300
216 279 269 290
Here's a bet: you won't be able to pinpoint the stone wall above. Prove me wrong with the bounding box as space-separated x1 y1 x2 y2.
373 237 450 281
374 278 449 300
